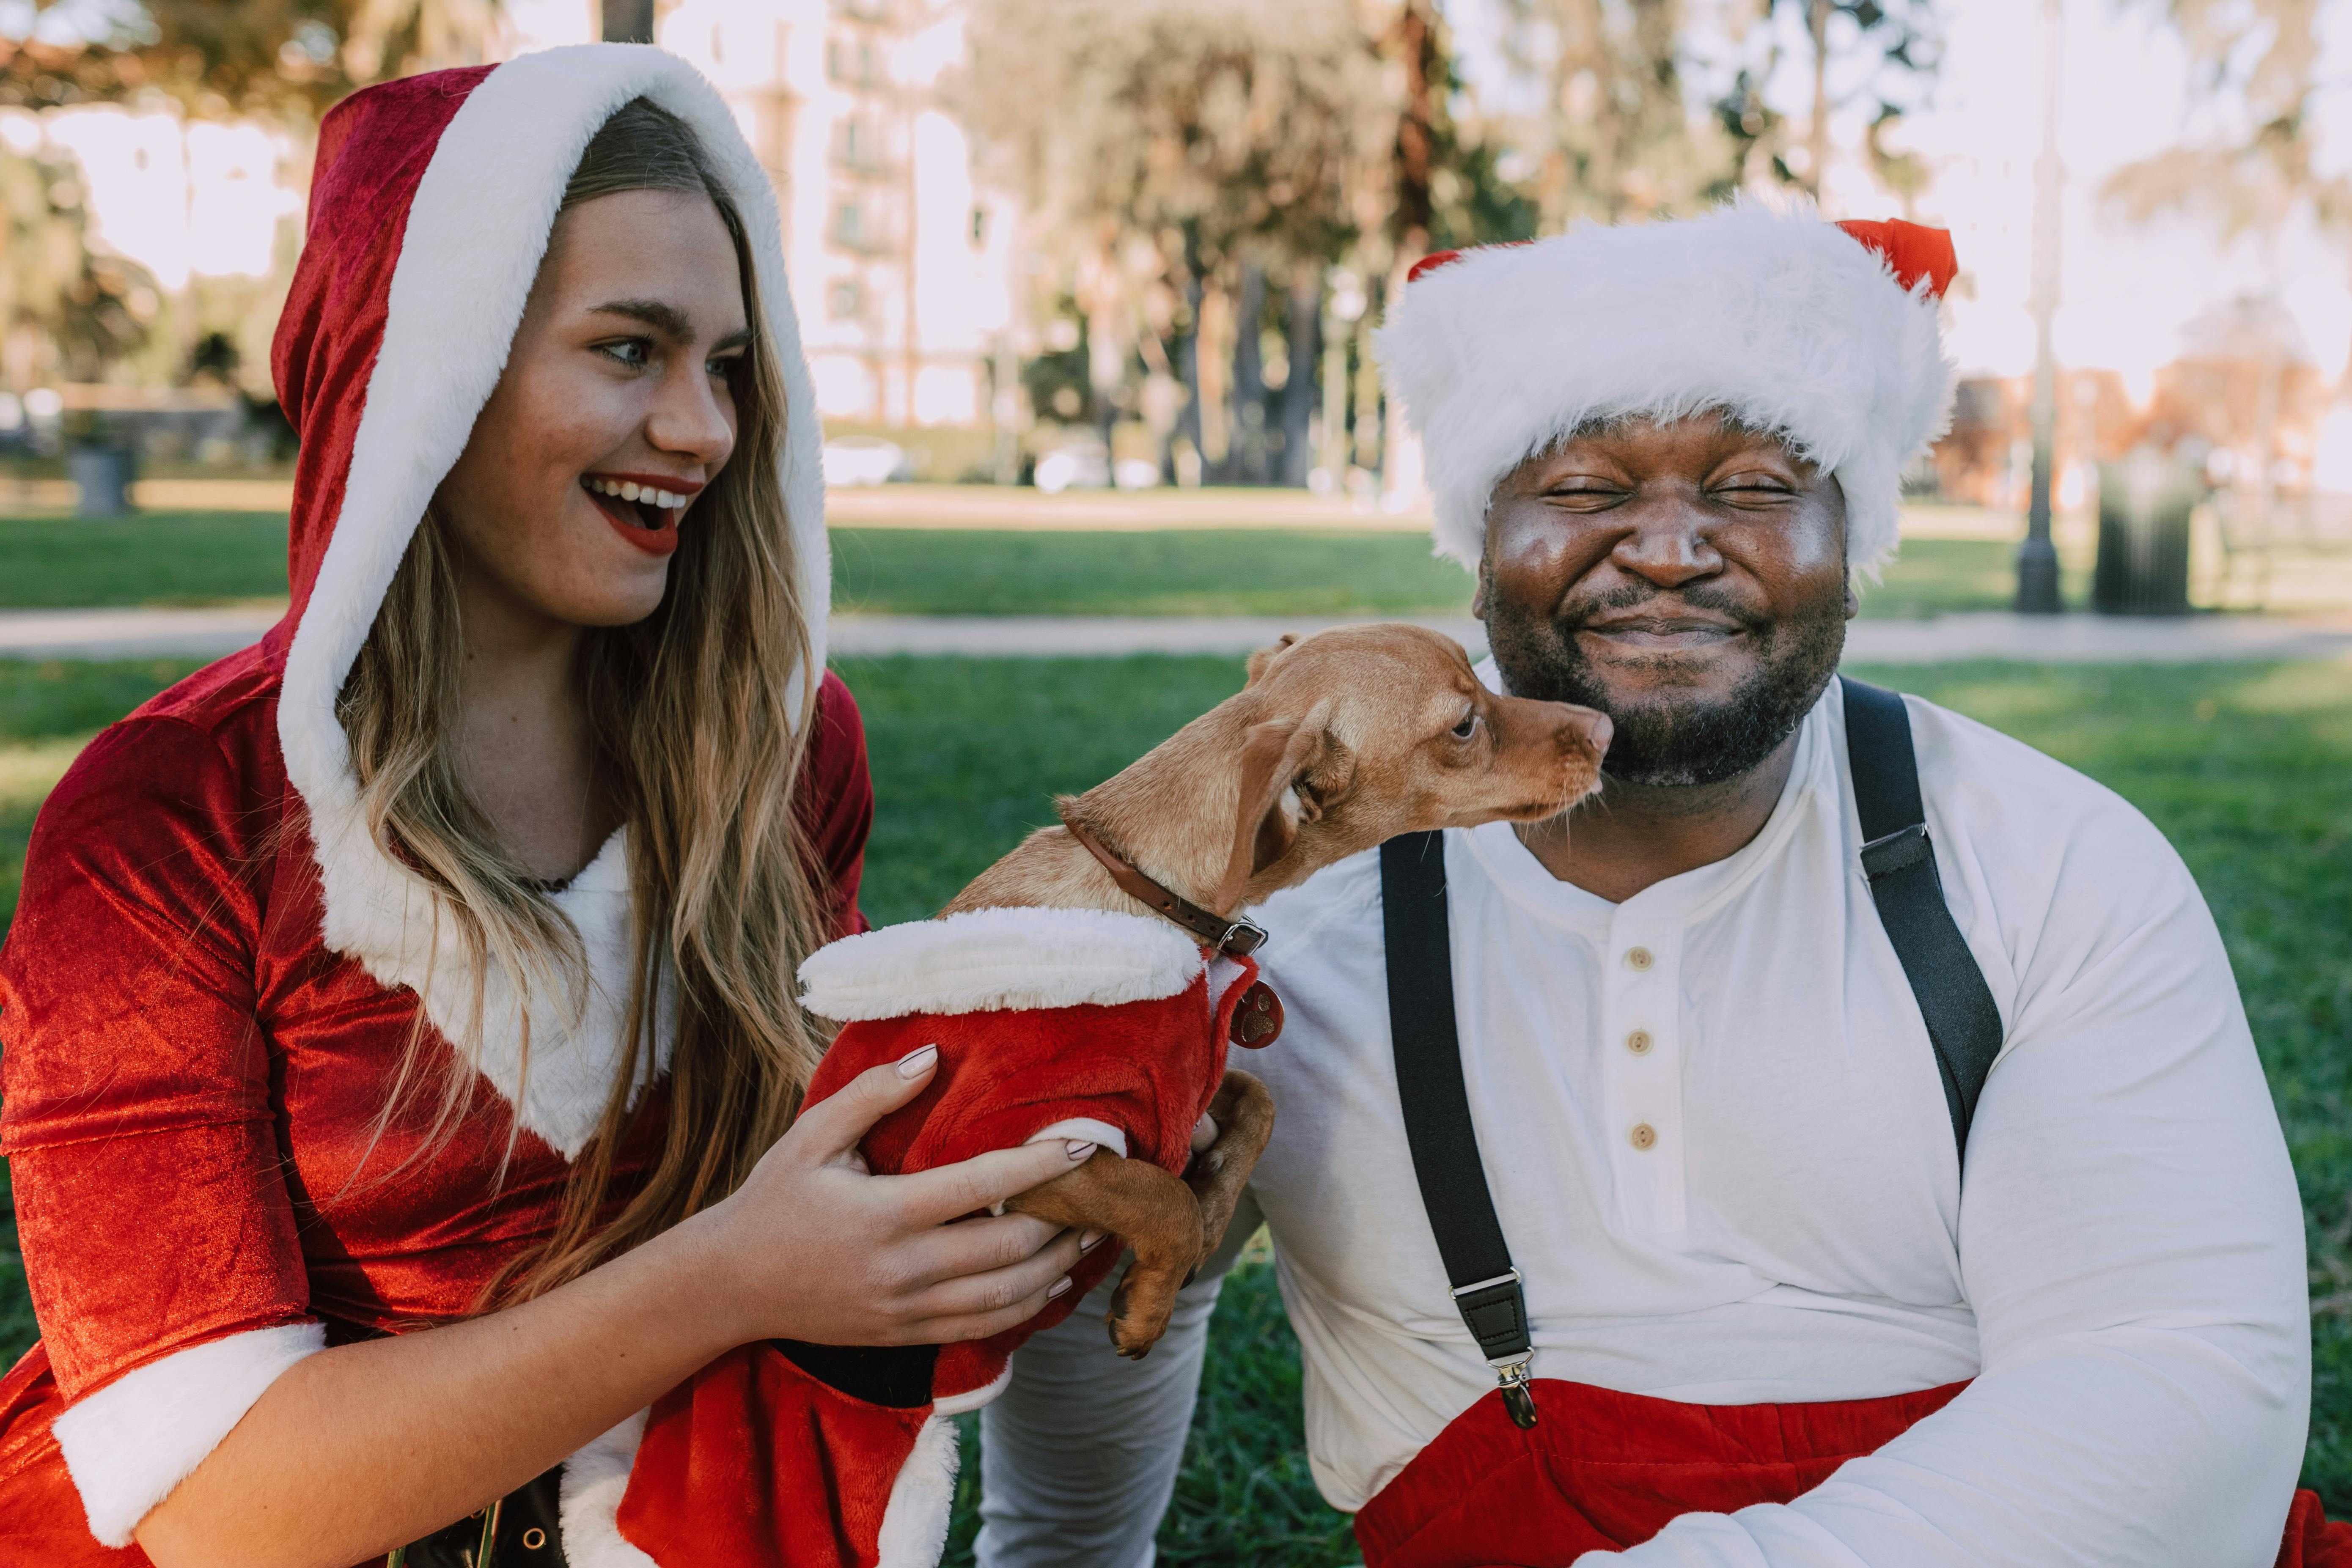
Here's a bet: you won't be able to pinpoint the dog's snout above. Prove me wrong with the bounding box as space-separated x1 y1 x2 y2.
1574 708 1612 758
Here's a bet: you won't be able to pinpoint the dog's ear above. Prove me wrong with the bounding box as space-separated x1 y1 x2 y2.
1244 634 1300 688
1211 705 1350 913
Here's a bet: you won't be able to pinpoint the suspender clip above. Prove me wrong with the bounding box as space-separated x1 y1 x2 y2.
1494 1354 1539 1429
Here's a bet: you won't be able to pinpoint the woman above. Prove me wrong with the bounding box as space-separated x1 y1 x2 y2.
0 47 1088 1568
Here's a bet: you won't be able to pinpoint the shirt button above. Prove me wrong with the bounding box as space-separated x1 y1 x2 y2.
1629 1122 1658 1151
1626 1029 1654 1055
1625 947 1655 972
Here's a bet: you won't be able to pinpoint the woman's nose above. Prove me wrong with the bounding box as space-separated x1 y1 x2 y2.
646 363 735 465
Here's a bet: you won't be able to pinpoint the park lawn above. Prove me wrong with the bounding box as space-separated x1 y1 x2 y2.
0 509 2050 619
0 654 2344 1562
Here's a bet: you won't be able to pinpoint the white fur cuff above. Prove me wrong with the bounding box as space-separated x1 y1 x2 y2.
558 1410 655 1568
55 1321 326 1547
799 908 1203 1022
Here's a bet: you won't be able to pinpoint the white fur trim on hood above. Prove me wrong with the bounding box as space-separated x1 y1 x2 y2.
55 1321 327 1548
799 908 1205 1022
276 45 827 1160
1375 200 1955 577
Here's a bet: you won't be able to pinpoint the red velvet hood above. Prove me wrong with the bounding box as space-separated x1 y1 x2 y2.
261 45 830 1162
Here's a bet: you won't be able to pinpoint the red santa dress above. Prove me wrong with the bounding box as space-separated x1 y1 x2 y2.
0 46 863 1566
608 909 1274 1568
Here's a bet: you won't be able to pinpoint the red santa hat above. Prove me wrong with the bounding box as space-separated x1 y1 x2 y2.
266 46 827 1165
1376 202 1958 575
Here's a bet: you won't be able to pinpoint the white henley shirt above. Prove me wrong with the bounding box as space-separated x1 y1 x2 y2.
1240 680 2309 1565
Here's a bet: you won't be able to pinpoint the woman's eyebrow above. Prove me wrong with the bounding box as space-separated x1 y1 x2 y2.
713 327 752 351
589 299 694 339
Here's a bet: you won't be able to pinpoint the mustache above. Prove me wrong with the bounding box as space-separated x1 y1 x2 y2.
1549 582 1771 634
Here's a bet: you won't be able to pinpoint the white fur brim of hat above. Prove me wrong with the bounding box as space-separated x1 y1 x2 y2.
1375 200 1955 576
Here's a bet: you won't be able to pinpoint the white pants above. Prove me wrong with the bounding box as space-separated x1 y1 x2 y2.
975 1191 1263 1568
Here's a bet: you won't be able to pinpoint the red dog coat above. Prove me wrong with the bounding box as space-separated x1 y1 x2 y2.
614 907 1273 1568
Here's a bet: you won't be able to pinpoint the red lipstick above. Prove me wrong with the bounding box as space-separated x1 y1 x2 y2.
581 472 701 557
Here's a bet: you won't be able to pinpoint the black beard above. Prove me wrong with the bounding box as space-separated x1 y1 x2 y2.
1485 579 1847 788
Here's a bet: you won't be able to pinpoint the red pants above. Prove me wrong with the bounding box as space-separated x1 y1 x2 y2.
1352 1377 2352 1568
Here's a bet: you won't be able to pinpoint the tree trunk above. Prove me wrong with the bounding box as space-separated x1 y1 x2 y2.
602 0 657 44
1225 262 1268 485
1176 270 1213 486
1807 0 1831 201
1282 267 1322 488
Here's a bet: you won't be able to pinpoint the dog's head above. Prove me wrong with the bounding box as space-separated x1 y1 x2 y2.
1213 623 1611 908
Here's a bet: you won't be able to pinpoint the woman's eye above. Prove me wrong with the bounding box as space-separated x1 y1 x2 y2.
707 352 743 379
597 338 651 368
1451 711 1480 740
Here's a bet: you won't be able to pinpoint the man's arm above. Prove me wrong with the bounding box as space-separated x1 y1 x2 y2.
1592 812 2308 1566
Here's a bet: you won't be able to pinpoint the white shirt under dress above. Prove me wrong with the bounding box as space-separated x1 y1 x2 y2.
1240 681 2310 1566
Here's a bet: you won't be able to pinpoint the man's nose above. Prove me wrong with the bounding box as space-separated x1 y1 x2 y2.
1610 500 1721 588
646 361 735 466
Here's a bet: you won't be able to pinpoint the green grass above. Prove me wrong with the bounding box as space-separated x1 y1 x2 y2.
0 512 2050 619
0 654 2344 1558
0 512 290 607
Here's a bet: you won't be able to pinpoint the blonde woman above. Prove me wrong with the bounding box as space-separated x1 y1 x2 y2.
0 49 1088 1568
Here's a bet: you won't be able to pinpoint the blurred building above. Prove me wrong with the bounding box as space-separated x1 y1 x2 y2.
1926 295 2331 512
654 0 1020 443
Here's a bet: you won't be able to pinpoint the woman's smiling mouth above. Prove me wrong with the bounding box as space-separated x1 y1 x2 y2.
581 471 700 556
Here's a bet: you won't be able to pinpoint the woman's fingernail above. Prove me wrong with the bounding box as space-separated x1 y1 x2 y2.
1080 1230 1106 1252
1047 1276 1072 1299
1066 1140 1096 1161
896 1045 939 1079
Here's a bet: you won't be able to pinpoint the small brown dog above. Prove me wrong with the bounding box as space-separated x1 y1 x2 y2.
937 623 1612 1354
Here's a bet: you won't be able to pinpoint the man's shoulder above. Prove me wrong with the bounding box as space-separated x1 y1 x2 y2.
1899 691 2171 857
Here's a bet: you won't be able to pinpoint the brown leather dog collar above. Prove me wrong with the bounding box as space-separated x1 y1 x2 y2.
1059 814 1269 957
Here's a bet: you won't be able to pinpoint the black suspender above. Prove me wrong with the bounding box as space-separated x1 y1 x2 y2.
1379 832 1540 1427
1839 678 2006 1155
1377 677 2004 1430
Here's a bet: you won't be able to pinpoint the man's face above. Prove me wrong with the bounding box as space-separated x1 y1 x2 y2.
1478 411 1852 788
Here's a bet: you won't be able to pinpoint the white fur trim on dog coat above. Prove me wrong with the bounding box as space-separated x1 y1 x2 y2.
798 907 1205 1022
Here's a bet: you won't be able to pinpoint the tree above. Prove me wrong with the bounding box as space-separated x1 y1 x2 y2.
1705 0 1938 206
0 1 506 117
0 135 155 387
2104 3 2336 258
2104 2 2342 515
1498 0 1715 226
964 0 1393 483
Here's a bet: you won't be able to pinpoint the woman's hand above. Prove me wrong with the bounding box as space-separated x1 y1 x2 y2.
689 1044 1094 1347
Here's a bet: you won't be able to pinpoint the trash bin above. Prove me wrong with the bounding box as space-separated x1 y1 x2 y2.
69 444 135 519
2093 445 2198 616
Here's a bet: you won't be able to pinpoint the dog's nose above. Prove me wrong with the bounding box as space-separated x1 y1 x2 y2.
1575 708 1613 758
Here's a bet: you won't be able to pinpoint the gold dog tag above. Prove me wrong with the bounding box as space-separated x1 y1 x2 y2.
1229 981 1283 1047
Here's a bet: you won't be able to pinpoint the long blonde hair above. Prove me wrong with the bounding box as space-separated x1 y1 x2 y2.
335 99 832 1302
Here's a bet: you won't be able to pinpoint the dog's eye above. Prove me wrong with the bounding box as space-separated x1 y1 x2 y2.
1451 711 1480 740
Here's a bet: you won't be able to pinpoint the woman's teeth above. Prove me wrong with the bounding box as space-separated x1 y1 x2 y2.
585 476 686 510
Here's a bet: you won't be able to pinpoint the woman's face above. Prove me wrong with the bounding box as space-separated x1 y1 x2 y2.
437 187 749 630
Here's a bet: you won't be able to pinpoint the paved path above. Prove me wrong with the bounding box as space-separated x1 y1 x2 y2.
4 605 2351 664
0 606 285 660
828 611 2352 664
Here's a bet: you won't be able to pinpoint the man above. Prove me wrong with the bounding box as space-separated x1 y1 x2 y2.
975 204 2312 1566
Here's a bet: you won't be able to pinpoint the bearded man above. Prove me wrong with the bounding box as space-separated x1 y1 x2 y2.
974 206 2317 1567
